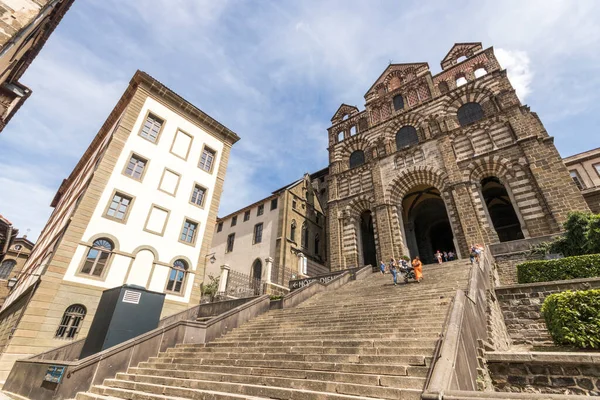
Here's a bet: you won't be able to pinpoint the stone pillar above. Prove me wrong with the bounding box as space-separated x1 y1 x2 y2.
264 257 273 283
218 265 230 293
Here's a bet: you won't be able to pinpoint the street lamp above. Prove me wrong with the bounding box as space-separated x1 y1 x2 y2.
209 254 216 264
7 277 17 289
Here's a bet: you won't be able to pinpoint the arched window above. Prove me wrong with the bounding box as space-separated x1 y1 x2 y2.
0 260 16 279
457 56 467 63
166 259 188 293
457 102 485 126
290 220 297 242
80 238 113 278
456 76 468 87
337 131 344 143
474 68 487 78
301 222 308 248
349 126 357 136
349 150 365 168
438 81 449 94
342 114 349 120
55 304 86 339
314 233 320 256
393 94 404 111
395 126 419 150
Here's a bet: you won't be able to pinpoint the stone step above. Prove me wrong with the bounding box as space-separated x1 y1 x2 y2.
207 338 438 348
213 332 440 341
124 366 426 390
107 373 422 400
231 321 444 333
168 345 435 357
79 386 263 400
134 361 430 378
248 314 447 325
147 352 431 365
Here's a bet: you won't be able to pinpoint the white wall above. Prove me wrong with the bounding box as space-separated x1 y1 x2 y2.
209 197 280 279
63 96 224 304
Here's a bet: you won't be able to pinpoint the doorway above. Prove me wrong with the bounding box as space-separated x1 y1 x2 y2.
402 185 456 264
481 177 524 242
359 210 377 267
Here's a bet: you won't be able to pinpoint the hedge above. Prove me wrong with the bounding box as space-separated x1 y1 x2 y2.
541 289 600 349
517 254 600 284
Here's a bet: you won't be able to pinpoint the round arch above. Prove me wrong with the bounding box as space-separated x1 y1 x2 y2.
85 233 121 251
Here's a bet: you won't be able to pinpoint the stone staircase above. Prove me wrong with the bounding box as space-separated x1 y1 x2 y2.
75 260 472 400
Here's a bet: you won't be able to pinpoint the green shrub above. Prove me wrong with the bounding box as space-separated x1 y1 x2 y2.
517 254 600 284
587 214 600 254
541 289 600 349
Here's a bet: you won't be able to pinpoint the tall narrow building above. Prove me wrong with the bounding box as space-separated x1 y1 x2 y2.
0 0 75 132
0 70 239 381
326 42 589 269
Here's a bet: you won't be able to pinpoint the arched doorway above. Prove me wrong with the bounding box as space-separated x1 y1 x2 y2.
481 177 524 242
359 210 377 267
251 258 262 281
402 185 456 264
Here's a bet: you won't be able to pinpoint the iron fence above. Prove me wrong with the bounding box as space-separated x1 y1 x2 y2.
225 269 263 298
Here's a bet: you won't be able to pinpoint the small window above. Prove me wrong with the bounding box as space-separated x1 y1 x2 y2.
438 81 449 94
349 126 357 136
457 56 467 63
393 94 404 111
301 222 308 248
474 68 487 78
456 76 468 87
199 146 216 173
292 200 297 209
570 170 585 190
257 204 264 216
190 184 207 207
55 304 86 339
253 223 263 244
80 239 113 277
139 113 163 143
290 220 297 242
270 198 278 210
14 244 22 251
231 216 237 227
314 233 320 256
124 154 147 180
226 233 235 253
166 259 187 293
244 210 251 221
337 131 344 143
396 126 419 150
349 150 365 168
180 219 198 244
106 192 133 222
457 102 485 126
217 222 223 232
0 260 16 279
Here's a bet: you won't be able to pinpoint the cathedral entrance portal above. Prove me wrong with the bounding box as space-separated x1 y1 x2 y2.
359 210 377 268
402 185 456 264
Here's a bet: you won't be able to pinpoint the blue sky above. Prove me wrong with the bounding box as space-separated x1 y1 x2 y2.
0 0 599 241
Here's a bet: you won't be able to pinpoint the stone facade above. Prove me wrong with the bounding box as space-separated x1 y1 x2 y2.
326 42 589 270
0 0 74 132
0 71 239 382
487 353 600 396
210 169 329 293
0 236 33 306
563 147 600 213
495 277 600 346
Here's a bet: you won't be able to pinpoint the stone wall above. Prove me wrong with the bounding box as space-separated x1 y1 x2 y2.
495 277 600 346
487 352 600 396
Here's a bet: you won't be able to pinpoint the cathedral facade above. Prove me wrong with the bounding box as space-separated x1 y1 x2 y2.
326 42 589 268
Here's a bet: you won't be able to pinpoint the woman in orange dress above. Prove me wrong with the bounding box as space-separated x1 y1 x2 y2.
412 256 423 283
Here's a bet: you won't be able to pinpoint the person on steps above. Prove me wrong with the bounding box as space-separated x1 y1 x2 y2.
412 256 423 283
379 260 386 274
389 258 398 285
434 250 443 264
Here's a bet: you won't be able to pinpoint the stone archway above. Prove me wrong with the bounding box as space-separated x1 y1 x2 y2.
402 185 457 264
359 210 377 268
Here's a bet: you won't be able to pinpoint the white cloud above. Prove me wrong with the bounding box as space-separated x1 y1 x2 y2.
495 48 533 101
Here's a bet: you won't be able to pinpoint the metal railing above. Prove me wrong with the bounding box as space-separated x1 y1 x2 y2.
225 269 263 298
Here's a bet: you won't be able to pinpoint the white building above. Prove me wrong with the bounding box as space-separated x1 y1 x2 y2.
0 70 239 381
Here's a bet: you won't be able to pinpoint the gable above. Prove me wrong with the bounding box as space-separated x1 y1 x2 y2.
364 63 429 98
441 42 483 70
331 104 359 123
